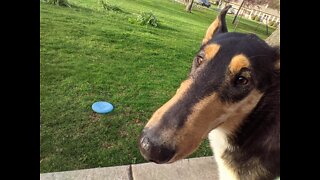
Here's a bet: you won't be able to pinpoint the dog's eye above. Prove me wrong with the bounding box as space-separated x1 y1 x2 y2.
196 56 204 65
235 76 248 85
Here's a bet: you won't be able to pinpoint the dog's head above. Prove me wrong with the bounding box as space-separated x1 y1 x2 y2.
139 5 279 164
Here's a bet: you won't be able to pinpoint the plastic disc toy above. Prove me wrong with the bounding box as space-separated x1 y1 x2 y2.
92 101 114 114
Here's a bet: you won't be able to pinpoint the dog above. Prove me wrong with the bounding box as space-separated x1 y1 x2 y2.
139 5 280 180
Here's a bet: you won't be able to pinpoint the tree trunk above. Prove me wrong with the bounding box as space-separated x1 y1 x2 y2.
218 0 223 8
232 0 245 24
265 26 280 48
186 0 194 12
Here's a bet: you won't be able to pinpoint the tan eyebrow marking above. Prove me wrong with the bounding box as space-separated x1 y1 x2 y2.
228 54 250 74
203 44 220 61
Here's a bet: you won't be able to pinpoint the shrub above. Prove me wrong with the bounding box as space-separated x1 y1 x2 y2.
251 15 257 20
268 21 275 26
254 16 261 21
130 12 159 27
273 22 279 27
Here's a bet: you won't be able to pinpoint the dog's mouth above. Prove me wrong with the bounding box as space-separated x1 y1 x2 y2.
139 120 226 164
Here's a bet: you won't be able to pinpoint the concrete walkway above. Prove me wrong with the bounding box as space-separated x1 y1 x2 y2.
40 156 219 180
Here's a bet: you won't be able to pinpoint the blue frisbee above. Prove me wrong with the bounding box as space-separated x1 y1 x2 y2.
92 101 114 114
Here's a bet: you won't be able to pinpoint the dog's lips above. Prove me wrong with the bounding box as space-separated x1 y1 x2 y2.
166 154 180 164
166 122 225 164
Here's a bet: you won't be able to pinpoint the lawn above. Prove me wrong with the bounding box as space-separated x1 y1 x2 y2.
40 0 275 173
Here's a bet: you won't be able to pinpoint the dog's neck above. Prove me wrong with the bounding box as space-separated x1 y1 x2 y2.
209 128 239 180
209 79 280 180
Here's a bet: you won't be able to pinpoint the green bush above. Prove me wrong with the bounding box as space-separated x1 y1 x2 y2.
43 0 71 7
254 16 261 21
251 15 257 20
268 21 275 26
129 12 159 27
273 22 279 27
99 0 124 13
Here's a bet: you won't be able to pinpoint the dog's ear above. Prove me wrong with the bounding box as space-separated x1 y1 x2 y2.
202 5 232 45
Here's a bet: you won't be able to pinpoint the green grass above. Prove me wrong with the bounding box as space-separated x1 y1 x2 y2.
40 0 275 173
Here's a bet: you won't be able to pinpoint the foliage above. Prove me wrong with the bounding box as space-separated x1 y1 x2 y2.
273 21 279 27
254 15 261 21
268 20 275 26
129 12 159 27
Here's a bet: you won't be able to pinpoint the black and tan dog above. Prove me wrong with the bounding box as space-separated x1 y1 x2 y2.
139 5 279 180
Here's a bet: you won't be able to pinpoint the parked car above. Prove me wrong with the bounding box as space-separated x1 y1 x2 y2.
227 7 237 14
195 0 211 8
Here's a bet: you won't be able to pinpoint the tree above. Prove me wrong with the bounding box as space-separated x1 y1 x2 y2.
184 0 194 12
232 0 245 24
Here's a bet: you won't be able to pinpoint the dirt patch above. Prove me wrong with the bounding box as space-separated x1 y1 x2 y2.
102 142 114 149
131 118 144 126
89 112 101 122
119 129 129 138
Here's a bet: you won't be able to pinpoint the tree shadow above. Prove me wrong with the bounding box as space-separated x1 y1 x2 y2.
68 3 130 15
157 24 178 32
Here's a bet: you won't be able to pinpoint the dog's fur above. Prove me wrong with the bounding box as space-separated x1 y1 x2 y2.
139 5 279 180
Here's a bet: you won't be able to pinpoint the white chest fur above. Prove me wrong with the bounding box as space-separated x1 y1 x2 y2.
208 128 239 180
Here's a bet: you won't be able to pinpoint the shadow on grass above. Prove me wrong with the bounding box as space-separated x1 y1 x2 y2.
49 1 131 15
40 1 97 13
157 24 178 32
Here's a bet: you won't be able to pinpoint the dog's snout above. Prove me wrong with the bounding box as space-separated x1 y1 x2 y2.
139 132 175 164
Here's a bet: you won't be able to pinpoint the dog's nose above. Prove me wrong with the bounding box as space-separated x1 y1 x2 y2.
139 134 175 164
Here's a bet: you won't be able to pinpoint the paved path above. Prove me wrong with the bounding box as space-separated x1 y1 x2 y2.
40 156 219 180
